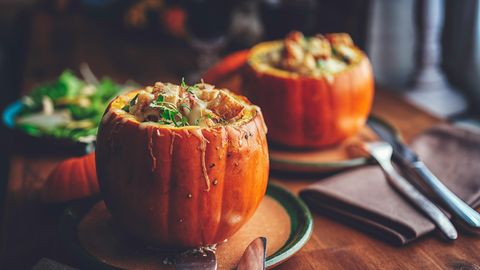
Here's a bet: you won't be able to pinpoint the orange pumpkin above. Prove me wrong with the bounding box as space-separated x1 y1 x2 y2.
203 50 249 84
41 152 98 203
96 89 269 248
243 36 374 148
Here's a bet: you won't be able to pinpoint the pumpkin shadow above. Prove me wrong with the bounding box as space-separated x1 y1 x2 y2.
267 140 343 152
269 169 343 181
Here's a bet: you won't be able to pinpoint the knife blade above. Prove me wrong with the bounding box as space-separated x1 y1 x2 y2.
367 117 480 229
237 237 267 270
362 142 457 240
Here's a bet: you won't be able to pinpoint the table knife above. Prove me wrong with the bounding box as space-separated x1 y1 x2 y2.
362 142 457 240
237 237 267 270
367 118 480 229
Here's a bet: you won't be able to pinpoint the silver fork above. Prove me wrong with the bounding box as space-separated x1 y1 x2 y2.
363 142 458 240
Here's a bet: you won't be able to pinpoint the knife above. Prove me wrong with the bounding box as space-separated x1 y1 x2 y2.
237 237 267 270
362 142 457 240
367 117 480 229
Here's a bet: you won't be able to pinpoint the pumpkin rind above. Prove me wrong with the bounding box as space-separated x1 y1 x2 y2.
203 50 249 84
243 40 374 148
96 93 269 248
42 152 98 203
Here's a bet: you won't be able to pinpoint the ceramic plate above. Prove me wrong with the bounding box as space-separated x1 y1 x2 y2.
59 183 313 269
268 124 376 173
267 116 404 173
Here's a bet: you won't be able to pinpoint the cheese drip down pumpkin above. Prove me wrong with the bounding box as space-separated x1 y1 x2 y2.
243 31 374 148
96 81 269 248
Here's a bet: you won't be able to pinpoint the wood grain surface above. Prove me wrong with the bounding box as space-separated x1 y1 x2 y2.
1 11 479 270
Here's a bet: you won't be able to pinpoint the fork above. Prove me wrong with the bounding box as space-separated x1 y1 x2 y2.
362 142 458 240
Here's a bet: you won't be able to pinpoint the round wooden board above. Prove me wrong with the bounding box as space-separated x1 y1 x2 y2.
61 184 313 270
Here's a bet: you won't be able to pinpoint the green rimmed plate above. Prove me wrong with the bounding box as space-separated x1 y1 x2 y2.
59 183 313 269
264 184 313 268
269 124 375 174
269 116 399 173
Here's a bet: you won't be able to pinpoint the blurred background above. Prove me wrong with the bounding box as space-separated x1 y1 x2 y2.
1 0 480 110
0 0 479 145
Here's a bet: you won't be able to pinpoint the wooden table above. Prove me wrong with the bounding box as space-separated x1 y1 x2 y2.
1 11 480 270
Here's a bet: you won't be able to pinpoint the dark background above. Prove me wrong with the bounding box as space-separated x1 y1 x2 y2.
0 0 372 179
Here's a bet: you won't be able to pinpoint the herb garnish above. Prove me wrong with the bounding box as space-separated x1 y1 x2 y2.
180 77 198 94
156 95 164 103
130 94 139 106
151 102 189 127
317 60 325 69
331 47 350 64
187 87 195 94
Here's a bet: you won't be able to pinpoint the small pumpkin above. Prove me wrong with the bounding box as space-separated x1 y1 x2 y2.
243 32 374 148
203 50 249 85
41 152 98 203
96 83 269 248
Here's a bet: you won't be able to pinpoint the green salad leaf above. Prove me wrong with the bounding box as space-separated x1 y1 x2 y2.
15 69 131 143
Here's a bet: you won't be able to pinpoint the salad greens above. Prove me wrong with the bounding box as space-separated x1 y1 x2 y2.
15 70 132 143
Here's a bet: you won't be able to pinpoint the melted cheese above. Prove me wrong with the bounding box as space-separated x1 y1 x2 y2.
256 32 362 77
111 83 256 128
321 58 347 73
187 98 208 126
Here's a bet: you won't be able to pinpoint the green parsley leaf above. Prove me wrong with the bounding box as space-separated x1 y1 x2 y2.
180 116 189 126
130 94 139 107
122 105 130 112
181 77 187 88
156 95 164 103
170 110 177 120
162 109 171 120
317 60 325 69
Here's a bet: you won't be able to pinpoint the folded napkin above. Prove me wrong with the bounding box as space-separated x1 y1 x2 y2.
300 124 480 245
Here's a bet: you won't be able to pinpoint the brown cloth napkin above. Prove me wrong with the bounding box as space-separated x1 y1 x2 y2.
300 124 480 245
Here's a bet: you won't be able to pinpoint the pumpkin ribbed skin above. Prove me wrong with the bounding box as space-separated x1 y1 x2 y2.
96 93 269 248
42 152 98 203
243 41 374 148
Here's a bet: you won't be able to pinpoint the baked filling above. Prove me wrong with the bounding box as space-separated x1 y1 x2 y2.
262 31 362 76
113 80 255 128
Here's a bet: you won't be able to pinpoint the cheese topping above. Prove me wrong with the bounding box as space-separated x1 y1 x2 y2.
264 31 362 76
116 81 255 128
